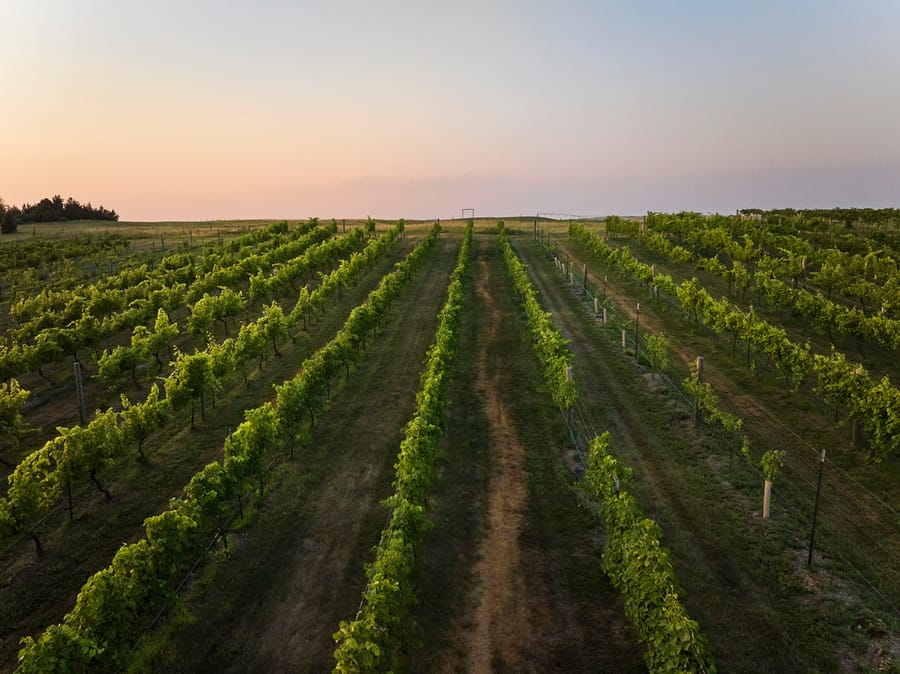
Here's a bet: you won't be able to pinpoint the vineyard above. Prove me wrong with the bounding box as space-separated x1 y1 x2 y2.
0 214 898 673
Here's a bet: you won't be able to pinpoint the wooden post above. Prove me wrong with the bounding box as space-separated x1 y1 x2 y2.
583 263 588 290
763 480 772 519
74 361 87 426
603 307 608 324
594 296 599 315
621 329 627 350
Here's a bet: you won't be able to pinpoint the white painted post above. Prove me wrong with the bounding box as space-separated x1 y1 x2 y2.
594 296 599 315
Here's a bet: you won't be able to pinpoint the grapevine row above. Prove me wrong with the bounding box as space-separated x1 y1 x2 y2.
0 225 400 554
570 222 900 462
333 222 472 672
503 225 714 672
0 221 335 384
638 221 900 351
15 223 441 673
584 433 716 673
7 219 303 332
97 227 366 388
498 225 576 410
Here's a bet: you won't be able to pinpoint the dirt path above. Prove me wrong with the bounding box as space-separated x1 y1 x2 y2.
454 255 539 672
420 236 641 674
147 236 460 673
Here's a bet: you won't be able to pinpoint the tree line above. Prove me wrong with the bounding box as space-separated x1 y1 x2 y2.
0 195 118 233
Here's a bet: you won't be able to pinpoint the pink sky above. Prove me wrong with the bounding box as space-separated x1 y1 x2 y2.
3 2 899 221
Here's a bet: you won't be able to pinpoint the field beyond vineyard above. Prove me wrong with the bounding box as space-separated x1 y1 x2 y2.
1 215 897 673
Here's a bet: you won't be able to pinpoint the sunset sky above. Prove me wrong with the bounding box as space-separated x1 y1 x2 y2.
2 1 899 221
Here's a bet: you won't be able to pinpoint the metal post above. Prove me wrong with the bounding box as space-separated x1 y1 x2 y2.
807 449 826 567
564 364 575 440
693 356 704 425
74 361 87 426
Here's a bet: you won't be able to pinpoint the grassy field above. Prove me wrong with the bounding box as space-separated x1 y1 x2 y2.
0 218 897 673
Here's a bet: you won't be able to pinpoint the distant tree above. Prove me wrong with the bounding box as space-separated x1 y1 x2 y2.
1 208 17 235
16 195 118 223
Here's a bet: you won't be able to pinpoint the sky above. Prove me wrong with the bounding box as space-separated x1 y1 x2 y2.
2 0 899 221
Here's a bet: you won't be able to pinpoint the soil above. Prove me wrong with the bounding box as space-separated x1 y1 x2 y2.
421 236 642 673
441 254 549 672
